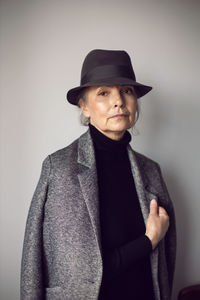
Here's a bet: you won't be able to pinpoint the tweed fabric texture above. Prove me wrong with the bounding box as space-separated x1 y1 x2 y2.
20 129 176 300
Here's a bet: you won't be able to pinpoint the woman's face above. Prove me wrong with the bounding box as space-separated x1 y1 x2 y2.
79 85 138 140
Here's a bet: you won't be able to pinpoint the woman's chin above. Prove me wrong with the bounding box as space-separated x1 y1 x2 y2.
109 123 131 132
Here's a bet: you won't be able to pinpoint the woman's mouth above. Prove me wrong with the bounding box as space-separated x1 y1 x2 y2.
110 114 128 119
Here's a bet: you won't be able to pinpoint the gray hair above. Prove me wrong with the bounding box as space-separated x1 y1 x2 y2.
77 88 90 126
77 87 140 130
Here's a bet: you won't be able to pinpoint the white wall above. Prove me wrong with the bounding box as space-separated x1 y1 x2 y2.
1 0 200 299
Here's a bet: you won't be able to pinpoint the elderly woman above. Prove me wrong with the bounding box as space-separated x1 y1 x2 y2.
21 49 176 300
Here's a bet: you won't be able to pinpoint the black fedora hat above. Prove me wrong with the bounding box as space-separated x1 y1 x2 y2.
66 49 152 105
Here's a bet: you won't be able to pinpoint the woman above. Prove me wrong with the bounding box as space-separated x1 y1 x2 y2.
21 49 176 300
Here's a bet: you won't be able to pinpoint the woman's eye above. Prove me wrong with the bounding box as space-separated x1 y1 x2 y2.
98 91 107 96
122 88 133 94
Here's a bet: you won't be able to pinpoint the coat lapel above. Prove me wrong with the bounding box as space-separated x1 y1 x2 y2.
77 130 102 254
127 146 161 300
127 146 158 220
127 146 160 210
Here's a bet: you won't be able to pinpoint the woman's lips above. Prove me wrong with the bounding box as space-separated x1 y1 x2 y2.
110 114 128 119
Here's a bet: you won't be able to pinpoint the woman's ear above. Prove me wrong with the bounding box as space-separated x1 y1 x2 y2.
79 99 90 118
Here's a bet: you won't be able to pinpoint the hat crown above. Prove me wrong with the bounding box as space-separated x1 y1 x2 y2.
81 49 132 76
80 49 135 85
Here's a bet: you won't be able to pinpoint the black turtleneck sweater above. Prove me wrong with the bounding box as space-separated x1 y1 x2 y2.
89 124 155 300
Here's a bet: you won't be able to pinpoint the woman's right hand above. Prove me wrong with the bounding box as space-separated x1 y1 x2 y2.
145 199 170 250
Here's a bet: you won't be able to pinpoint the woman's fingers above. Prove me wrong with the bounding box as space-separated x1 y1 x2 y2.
159 206 168 215
150 199 158 215
150 200 168 217
159 207 170 229
145 200 170 250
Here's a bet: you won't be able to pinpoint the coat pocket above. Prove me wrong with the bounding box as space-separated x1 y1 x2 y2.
45 286 64 300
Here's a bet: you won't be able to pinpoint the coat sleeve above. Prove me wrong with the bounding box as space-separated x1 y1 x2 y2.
20 156 51 300
157 164 177 297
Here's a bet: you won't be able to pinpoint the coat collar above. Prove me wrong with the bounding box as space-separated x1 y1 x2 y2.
77 129 95 168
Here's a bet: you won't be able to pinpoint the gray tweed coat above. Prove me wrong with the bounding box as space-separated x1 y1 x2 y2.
20 129 176 300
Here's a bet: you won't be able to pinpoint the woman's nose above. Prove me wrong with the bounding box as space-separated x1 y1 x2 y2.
113 90 124 107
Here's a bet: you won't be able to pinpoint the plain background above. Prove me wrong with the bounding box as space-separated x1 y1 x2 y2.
0 0 200 299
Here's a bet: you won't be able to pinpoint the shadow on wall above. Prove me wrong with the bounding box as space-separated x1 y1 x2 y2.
165 169 191 300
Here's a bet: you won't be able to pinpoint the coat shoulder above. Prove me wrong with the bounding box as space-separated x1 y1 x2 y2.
48 130 88 162
49 137 79 161
42 131 89 174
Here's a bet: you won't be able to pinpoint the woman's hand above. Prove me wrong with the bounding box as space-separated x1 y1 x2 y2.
145 199 169 250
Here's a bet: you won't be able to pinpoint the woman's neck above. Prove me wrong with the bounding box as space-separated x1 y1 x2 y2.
89 123 125 141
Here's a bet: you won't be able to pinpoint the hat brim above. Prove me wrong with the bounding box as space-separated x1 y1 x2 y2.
66 77 152 105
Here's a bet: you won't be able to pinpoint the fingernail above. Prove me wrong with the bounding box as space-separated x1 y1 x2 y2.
151 199 157 204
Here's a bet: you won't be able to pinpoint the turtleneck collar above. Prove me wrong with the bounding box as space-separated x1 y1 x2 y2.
89 123 131 152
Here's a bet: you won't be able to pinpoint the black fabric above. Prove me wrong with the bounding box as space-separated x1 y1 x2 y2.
89 124 155 300
81 64 136 85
